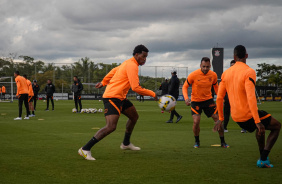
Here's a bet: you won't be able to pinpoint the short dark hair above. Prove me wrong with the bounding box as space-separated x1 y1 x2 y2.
73 76 78 79
33 80 37 82
230 60 236 64
234 45 246 59
133 45 149 56
23 75 27 79
201 57 210 63
14 71 20 75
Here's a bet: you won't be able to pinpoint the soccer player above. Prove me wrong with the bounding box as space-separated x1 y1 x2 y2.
72 76 83 113
216 45 281 168
223 60 236 132
23 75 35 117
182 57 229 148
78 45 158 161
44 79 55 111
159 78 169 95
32 80 40 111
166 69 182 123
14 71 30 120
2 85 6 100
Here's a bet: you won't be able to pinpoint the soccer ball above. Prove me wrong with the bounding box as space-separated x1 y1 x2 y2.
81 109 86 113
91 108 97 113
98 108 103 113
72 108 77 113
158 95 177 111
85 109 90 113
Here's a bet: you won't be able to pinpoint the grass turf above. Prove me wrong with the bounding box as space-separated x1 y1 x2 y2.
0 100 282 184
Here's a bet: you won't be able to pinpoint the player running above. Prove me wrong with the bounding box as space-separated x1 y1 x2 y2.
216 45 281 168
44 79 55 111
72 76 83 113
14 71 30 120
182 57 229 148
23 75 35 117
32 80 40 111
78 45 158 160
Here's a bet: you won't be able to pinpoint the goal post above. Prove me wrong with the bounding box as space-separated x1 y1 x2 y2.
0 76 14 102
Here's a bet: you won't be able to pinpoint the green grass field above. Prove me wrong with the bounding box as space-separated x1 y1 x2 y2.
0 100 282 184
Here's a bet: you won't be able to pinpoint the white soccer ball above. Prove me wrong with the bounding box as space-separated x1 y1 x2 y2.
85 109 90 113
98 108 103 113
158 95 177 112
72 108 77 113
91 108 97 113
81 109 86 113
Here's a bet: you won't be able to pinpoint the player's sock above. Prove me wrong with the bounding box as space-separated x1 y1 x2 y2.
32 111 35 115
82 137 99 151
260 149 263 155
123 132 131 146
261 150 270 161
195 136 199 143
220 136 225 143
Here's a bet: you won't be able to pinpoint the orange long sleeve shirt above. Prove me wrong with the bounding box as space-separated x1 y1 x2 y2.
26 79 34 97
182 69 218 102
15 76 29 95
1 86 6 93
217 62 260 123
102 57 155 100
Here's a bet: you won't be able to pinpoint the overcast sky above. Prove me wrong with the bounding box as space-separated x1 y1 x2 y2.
1 0 282 78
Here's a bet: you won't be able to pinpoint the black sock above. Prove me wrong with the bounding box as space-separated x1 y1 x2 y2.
220 136 225 143
82 137 99 151
123 132 131 146
195 136 199 143
261 150 270 161
259 149 263 155
32 111 35 115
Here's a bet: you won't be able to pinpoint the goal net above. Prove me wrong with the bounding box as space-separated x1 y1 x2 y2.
0 77 14 102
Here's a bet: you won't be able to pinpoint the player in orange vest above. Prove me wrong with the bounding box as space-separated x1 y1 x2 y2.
78 45 158 160
14 71 30 120
23 75 35 117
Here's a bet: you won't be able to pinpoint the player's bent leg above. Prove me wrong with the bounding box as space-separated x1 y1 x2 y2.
94 115 120 140
120 105 140 151
265 117 281 151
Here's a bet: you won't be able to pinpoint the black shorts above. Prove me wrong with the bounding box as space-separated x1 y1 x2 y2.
191 98 217 118
74 95 81 101
103 98 133 116
28 96 33 102
33 95 38 100
236 110 272 133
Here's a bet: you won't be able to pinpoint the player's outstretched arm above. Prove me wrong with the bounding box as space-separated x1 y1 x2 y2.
101 66 120 86
95 82 103 89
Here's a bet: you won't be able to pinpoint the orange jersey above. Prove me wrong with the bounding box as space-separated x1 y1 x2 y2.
182 69 218 102
217 62 260 123
1 86 5 93
102 57 155 100
15 76 29 95
26 79 34 97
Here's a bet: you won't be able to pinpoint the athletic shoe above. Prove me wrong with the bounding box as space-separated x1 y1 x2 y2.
175 115 183 123
224 129 228 133
78 148 96 161
45 109 49 111
52 108 54 111
194 142 200 148
161 111 164 113
166 120 173 123
241 129 247 133
257 159 273 168
120 143 141 151
14 117 22 120
221 142 230 148
24 116 29 120
29 114 35 117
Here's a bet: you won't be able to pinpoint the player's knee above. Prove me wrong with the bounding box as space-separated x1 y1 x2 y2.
106 124 117 133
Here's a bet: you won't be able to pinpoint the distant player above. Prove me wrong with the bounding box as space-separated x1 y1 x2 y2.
182 57 229 148
32 80 40 111
159 78 169 95
78 45 158 160
216 45 281 168
166 69 182 123
14 71 30 120
23 75 35 117
2 85 6 100
223 60 236 132
72 76 83 113
44 79 55 111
